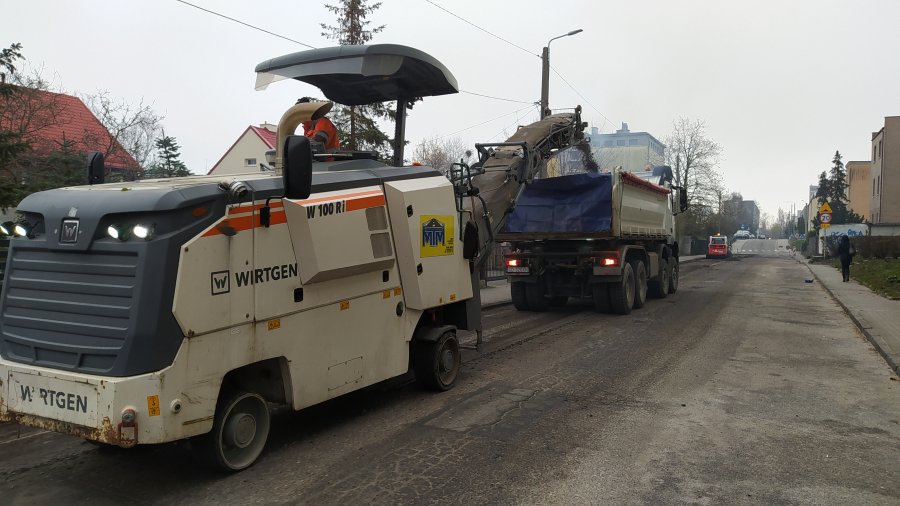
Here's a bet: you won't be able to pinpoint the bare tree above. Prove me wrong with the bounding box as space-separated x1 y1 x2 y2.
80 91 163 170
665 118 723 210
412 136 471 175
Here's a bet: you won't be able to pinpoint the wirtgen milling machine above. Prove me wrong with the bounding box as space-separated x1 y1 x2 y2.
0 44 586 470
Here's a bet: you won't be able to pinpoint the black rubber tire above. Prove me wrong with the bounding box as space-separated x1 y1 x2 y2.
550 296 568 306
631 260 648 309
511 281 529 311
525 279 550 312
198 389 271 472
413 330 461 391
668 258 679 294
609 262 635 315
592 283 611 313
648 258 669 299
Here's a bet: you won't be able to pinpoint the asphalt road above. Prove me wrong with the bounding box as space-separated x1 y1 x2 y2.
1 256 898 505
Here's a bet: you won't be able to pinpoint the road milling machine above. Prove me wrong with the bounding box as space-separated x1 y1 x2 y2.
0 44 589 470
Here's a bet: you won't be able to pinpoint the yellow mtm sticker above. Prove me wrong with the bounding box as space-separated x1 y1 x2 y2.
147 395 161 417
267 319 281 331
383 290 391 299
420 215 455 257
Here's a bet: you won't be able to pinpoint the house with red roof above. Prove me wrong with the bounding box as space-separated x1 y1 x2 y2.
0 87 140 179
208 124 277 175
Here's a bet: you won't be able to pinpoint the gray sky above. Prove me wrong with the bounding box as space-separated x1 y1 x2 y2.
6 0 900 220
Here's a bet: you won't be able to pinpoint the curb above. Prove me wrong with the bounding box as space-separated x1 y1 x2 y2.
806 264 900 376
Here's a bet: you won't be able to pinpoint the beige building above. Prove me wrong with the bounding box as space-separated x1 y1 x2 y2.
586 124 666 172
870 116 900 224
846 160 871 221
208 124 277 175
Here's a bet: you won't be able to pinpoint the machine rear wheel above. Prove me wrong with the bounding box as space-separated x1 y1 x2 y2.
413 330 461 391
631 260 648 309
609 262 635 315
648 258 669 299
511 281 529 311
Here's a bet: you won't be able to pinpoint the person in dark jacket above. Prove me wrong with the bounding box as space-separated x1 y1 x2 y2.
837 235 854 282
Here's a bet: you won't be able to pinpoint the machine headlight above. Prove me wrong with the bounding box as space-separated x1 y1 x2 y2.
132 224 152 240
107 225 125 241
13 224 29 237
0 221 13 236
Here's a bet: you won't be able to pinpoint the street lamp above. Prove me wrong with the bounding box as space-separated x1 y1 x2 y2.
540 29 583 119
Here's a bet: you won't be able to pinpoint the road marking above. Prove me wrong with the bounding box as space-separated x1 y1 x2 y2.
0 430 50 445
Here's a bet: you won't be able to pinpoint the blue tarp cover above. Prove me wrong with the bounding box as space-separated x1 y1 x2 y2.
504 172 613 234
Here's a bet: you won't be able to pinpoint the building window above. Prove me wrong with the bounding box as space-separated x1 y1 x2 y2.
873 145 877 160
879 140 883 159
245 158 257 166
616 140 626 146
873 177 876 196
628 138 639 146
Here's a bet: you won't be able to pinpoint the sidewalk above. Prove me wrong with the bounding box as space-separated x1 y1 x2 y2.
477 255 706 309
807 262 900 375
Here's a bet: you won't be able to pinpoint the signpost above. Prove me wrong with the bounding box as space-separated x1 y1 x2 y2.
818 201 832 257
818 201 832 229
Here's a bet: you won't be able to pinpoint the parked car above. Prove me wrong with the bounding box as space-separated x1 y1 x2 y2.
734 230 751 240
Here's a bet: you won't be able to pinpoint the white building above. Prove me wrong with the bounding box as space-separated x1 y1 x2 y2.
208 124 277 175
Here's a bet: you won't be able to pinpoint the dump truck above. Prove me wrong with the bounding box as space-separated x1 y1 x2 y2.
499 157 687 315
0 44 588 471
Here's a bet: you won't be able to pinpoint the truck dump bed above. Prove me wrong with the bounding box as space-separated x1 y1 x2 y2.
499 169 672 240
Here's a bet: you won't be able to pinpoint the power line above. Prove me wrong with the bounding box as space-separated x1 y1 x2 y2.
175 0 316 49
549 64 615 129
488 106 539 141
440 104 537 139
422 0 539 58
460 90 534 105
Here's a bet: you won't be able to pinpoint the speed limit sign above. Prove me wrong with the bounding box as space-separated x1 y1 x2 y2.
820 212 832 228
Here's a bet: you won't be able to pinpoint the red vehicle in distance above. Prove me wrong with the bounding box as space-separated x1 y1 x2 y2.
707 235 731 259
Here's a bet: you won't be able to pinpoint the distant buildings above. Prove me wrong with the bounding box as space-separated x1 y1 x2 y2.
846 160 870 221
585 123 666 172
869 116 900 228
208 124 277 175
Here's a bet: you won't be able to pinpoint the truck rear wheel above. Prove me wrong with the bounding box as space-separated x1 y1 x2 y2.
200 390 271 472
668 259 679 294
511 281 529 311
525 279 550 312
413 330 461 391
609 262 635 315
592 283 611 313
648 258 669 299
631 260 648 309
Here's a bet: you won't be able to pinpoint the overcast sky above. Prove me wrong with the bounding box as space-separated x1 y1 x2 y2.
6 0 900 219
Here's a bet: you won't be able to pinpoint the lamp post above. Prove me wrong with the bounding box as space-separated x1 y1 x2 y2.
540 29 583 119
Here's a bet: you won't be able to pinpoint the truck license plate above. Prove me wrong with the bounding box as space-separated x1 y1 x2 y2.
7 371 99 426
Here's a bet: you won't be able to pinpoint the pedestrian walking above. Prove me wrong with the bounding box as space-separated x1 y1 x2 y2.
837 235 855 282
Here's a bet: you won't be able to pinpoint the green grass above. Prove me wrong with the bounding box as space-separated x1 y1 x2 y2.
833 258 900 300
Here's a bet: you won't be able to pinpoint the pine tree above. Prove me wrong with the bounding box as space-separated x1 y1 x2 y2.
320 1 394 159
143 135 190 179
825 151 862 224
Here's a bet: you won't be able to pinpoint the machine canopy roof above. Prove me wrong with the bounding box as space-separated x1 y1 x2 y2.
254 44 458 105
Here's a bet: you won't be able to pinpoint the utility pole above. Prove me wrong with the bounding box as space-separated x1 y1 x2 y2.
540 29 583 119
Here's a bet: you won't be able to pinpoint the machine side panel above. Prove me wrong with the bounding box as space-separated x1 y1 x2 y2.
384 177 473 310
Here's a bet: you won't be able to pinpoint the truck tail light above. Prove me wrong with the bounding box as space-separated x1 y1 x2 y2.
505 258 530 274
594 255 619 267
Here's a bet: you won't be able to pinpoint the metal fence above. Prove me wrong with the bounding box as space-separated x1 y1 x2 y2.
481 243 510 281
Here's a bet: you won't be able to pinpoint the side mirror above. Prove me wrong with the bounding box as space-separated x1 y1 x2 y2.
87 152 105 185
283 135 313 200
674 186 688 213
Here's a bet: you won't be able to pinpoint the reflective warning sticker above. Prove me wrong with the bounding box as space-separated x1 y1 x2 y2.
147 395 161 417
267 319 281 331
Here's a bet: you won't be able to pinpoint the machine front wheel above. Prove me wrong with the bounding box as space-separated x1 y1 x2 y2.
200 390 271 472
